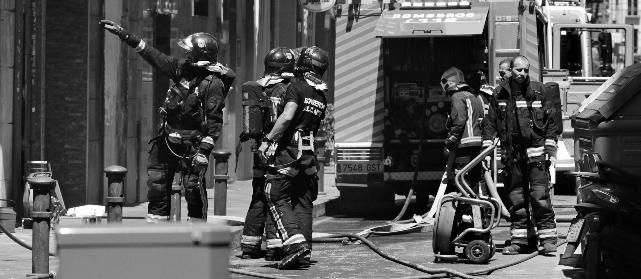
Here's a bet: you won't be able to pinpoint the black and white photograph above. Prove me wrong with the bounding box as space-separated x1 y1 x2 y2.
0 0 640 278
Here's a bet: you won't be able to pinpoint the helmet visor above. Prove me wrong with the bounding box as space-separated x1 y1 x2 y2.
177 35 194 51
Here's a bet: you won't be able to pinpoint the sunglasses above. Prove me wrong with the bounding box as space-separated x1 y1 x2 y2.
441 78 449 84
514 68 529 73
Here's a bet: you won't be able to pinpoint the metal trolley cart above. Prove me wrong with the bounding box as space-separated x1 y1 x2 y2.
432 141 508 263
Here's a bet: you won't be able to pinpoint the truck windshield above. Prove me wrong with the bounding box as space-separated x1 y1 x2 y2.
559 27 628 77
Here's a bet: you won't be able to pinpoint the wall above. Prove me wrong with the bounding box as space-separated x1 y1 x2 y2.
45 0 90 208
0 0 15 207
3 0 336 208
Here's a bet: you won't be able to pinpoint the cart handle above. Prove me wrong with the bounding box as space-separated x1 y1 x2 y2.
454 139 499 198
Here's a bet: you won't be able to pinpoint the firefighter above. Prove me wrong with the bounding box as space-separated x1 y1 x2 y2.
441 67 485 193
259 46 328 269
100 20 235 222
482 56 558 254
240 47 297 260
497 58 513 84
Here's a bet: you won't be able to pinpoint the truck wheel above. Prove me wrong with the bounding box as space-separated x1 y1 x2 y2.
433 199 456 254
465 240 492 264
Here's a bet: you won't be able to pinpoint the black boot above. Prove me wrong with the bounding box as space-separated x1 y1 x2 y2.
540 238 557 254
278 242 311 269
265 247 283 261
240 243 264 259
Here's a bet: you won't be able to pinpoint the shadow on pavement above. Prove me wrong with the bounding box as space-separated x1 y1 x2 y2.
325 193 434 220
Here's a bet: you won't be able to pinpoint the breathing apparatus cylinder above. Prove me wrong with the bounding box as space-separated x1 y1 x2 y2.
241 81 269 139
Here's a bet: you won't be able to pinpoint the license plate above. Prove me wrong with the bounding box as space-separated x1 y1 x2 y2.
566 218 585 242
337 161 383 174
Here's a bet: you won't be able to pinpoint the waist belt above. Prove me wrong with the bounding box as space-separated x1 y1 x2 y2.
164 127 202 144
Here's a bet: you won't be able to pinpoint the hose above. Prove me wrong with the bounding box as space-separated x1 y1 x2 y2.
393 187 415 222
469 240 568 276
0 220 56 257
229 268 290 279
327 233 481 279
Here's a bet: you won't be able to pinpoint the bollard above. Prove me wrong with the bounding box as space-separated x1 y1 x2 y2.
315 137 328 194
212 151 231 216
27 176 55 278
104 166 127 223
170 177 182 222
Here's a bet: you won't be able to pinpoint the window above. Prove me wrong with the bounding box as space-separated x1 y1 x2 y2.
559 27 628 77
193 0 208 16
629 0 638 15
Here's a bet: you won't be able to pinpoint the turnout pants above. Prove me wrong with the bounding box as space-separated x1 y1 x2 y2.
264 171 306 247
446 146 482 194
505 160 556 246
241 153 281 252
146 137 208 220
291 173 318 244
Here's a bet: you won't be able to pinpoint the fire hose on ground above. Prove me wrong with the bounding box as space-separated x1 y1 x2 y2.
0 212 56 257
2 216 569 279
312 231 568 279
1 149 568 279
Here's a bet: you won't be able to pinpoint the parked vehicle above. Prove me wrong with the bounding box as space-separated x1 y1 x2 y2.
560 154 641 279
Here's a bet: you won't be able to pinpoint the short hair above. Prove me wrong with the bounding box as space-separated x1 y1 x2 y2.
510 55 529 68
499 58 513 68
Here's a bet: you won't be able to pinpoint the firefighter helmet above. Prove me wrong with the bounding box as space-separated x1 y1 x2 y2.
440 67 465 92
295 46 329 77
177 32 219 62
264 47 296 77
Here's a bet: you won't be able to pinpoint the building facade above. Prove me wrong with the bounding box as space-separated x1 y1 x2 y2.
0 0 335 212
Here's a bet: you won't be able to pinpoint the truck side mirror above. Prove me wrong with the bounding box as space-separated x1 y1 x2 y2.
599 32 613 64
598 32 614 76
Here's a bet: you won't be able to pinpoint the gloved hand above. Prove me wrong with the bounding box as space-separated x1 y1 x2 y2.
443 147 451 158
206 62 231 75
444 135 458 151
258 139 277 163
192 152 209 170
547 155 556 167
99 20 140 48
198 136 215 156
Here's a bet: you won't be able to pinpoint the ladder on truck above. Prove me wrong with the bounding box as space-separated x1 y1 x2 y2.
489 0 541 82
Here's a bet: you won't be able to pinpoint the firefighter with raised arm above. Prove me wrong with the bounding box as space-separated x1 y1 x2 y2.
258 46 328 269
239 47 297 261
441 67 485 193
100 20 235 222
482 56 559 254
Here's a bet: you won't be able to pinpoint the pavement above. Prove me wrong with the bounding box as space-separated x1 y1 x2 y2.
0 166 340 278
228 192 581 279
0 166 584 279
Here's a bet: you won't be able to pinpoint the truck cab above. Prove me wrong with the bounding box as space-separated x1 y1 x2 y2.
529 1 634 173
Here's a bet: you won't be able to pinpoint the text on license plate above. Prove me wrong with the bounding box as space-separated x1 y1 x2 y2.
566 218 585 242
337 161 383 174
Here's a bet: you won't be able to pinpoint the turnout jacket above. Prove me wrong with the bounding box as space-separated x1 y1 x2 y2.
445 85 484 149
482 78 559 163
134 41 235 155
271 75 327 173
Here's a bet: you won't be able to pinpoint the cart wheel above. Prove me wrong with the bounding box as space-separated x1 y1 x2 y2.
465 240 492 264
489 242 496 259
488 235 496 259
433 199 456 254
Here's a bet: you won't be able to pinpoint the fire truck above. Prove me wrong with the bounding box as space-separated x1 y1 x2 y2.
332 0 633 207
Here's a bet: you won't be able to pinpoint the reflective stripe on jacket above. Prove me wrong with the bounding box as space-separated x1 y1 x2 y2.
446 88 484 149
482 79 560 162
